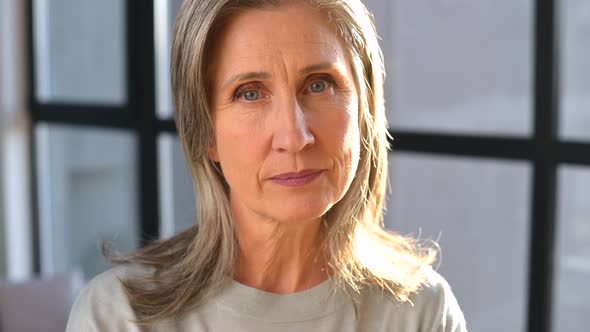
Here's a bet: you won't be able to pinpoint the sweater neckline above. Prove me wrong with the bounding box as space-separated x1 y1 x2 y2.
213 277 351 322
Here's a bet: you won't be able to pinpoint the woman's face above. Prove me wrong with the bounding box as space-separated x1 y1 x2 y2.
209 3 360 225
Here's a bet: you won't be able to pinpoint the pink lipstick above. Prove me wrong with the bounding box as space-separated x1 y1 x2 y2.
270 169 324 187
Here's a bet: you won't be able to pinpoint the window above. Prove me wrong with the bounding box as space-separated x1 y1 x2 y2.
28 1 590 331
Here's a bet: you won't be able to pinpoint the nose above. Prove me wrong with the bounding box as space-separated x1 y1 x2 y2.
271 98 315 153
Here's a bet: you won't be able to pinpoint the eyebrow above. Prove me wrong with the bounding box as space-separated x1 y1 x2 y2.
221 62 341 90
299 62 339 75
222 71 272 90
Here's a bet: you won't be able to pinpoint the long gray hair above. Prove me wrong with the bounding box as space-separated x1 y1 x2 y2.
110 0 436 324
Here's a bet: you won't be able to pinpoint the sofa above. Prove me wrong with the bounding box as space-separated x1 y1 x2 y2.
0 270 84 332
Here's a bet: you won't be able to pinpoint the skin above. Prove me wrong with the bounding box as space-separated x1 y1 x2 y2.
208 3 360 293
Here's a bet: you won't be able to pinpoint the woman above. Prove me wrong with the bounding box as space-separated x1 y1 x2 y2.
66 0 466 331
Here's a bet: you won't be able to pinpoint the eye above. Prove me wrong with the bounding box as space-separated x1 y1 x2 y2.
303 76 337 95
233 83 266 102
243 89 260 101
310 80 327 93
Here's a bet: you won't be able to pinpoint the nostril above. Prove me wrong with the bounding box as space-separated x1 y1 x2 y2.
271 126 315 153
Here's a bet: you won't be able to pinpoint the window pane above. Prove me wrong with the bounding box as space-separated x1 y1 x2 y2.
36 125 138 279
33 0 126 104
158 134 196 238
364 0 533 136
553 166 590 330
386 153 531 332
559 0 590 141
155 0 183 118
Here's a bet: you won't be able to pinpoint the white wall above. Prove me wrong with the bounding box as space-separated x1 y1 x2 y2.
0 0 33 281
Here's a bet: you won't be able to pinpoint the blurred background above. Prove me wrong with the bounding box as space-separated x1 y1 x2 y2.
0 0 588 331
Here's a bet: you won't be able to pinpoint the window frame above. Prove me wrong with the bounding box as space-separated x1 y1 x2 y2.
25 0 590 331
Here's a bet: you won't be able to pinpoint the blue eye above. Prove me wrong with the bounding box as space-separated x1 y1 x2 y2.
243 90 259 101
310 81 326 93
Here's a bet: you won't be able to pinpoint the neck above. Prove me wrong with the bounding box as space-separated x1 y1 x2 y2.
231 201 330 294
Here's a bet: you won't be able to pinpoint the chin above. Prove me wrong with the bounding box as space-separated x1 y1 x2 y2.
274 212 325 225
268 198 333 224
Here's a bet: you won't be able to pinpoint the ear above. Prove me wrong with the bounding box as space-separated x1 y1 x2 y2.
208 145 219 162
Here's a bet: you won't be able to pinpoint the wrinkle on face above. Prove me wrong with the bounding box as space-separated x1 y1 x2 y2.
204 4 365 293
208 3 360 228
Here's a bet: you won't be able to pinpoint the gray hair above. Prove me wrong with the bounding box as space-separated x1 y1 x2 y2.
110 0 437 324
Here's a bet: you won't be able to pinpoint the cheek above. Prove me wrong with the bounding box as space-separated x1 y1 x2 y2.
341 99 361 175
213 118 267 187
342 113 361 180
314 99 360 180
337 99 360 156
215 110 259 156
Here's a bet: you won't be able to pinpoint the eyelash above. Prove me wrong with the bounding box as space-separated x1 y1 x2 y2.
232 75 338 102
305 76 337 94
233 83 265 102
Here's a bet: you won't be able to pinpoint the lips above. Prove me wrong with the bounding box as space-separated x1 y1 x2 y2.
270 169 323 180
269 169 325 186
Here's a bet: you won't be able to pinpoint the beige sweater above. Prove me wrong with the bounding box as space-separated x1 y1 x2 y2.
66 265 466 331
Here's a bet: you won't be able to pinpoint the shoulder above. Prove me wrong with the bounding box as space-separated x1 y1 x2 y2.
65 264 154 332
357 267 467 331
410 267 467 331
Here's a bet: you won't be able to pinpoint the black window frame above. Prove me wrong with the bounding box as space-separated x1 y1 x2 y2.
25 1 590 331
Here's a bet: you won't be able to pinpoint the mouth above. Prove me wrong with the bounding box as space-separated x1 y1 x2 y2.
269 169 325 186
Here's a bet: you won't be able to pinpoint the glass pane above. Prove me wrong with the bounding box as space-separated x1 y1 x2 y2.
35 125 138 279
155 0 184 118
386 153 531 332
33 0 126 104
363 0 532 136
559 0 590 141
158 134 197 238
553 166 590 330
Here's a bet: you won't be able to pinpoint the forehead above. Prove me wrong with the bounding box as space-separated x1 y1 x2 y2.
209 3 351 74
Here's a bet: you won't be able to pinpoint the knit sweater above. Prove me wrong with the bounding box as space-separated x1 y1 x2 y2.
66 265 467 331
